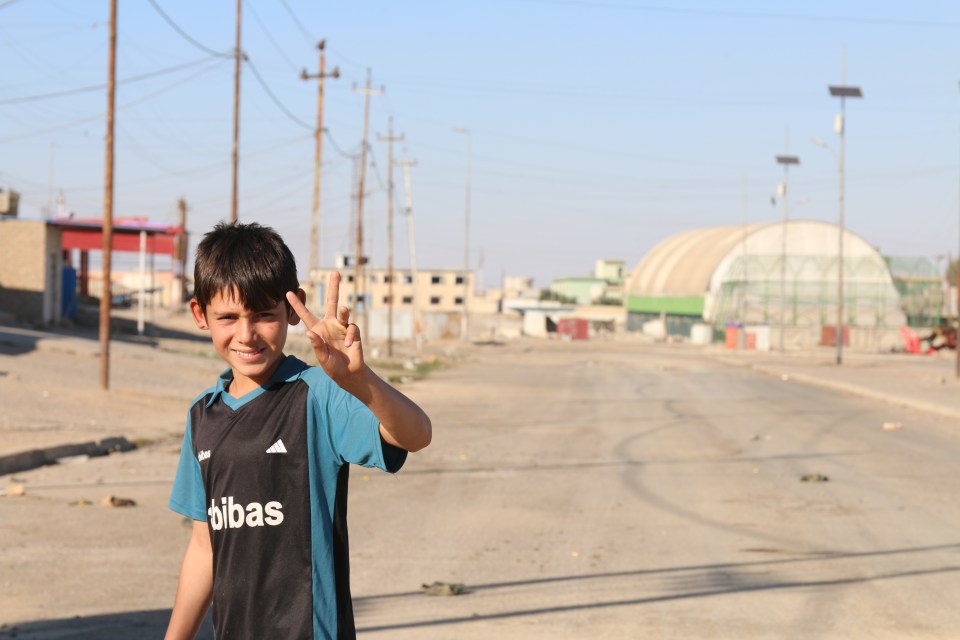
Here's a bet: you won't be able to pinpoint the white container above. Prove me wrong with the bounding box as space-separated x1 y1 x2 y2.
690 323 712 345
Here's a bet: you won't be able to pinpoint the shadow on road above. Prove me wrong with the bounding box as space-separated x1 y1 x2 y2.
354 543 960 634
0 609 213 639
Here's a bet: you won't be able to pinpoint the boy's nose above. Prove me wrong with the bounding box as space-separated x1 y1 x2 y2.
236 318 256 342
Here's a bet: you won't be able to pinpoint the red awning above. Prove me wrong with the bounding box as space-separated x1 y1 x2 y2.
50 217 184 256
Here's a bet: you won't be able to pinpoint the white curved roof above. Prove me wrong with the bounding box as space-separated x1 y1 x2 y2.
625 220 888 297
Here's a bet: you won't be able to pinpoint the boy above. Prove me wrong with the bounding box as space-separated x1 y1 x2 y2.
165 222 432 640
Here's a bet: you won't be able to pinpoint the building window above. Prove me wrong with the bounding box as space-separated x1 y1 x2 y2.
454 297 464 305
383 295 391 304
403 275 413 284
455 276 465 285
370 274 378 284
346 275 354 283
431 275 442 285
402 296 413 304
430 296 441 305
383 275 392 284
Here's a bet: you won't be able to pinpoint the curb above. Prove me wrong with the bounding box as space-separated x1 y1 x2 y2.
714 355 960 421
0 437 136 477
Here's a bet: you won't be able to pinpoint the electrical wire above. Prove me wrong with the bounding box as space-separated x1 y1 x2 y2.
145 0 232 58
0 57 229 143
279 0 316 46
0 56 221 105
244 56 314 131
245 0 301 73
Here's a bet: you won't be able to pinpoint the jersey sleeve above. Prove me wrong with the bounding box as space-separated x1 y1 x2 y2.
311 378 407 473
168 415 208 521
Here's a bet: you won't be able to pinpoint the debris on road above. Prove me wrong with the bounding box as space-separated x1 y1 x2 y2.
101 495 137 507
800 473 829 482
882 421 903 431
2 483 26 497
422 581 466 596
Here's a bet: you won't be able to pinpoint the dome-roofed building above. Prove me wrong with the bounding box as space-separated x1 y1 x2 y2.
624 220 906 349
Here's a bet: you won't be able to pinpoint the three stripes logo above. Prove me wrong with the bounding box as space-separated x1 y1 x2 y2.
266 439 287 454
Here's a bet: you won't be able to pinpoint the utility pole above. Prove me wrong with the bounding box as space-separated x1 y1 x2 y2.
452 126 472 342
301 40 339 305
100 0 117 390
230 0 242 223
377 120 404 357
176 198 188 311
398 153 421 352
775 127 800 353
352 70 383 334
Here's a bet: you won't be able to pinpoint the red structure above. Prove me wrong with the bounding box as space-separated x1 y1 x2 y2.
49 217 186 297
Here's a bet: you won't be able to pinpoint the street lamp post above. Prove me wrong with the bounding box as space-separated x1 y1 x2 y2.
827 69 862 365
452 126 472 343
775 140 800 353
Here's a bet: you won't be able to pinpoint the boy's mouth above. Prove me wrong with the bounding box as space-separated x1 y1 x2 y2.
232 348 265 361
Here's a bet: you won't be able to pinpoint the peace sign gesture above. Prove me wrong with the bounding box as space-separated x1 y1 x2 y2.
286 271 364 383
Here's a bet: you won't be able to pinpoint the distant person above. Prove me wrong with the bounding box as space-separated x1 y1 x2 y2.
164 222 432 640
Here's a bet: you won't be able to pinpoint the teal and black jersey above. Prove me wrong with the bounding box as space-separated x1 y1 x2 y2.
169 355 406 640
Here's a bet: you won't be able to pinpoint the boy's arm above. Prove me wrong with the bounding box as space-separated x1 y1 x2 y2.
286 272 432 452
165 520 213 640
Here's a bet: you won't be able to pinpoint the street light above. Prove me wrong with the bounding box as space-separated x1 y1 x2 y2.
775 145 800 353
825 73 863 365
452 125 472 342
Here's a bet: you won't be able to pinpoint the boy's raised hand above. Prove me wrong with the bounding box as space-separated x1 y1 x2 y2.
286 272 364 381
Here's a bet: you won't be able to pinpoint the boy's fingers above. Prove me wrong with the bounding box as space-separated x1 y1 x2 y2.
285 291 319 327
325 272 341 319
338 305 350 326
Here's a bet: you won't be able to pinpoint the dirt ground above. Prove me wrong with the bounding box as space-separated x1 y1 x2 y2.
3 310 960 639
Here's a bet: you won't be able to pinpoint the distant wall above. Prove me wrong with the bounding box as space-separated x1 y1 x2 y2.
0 220 62 324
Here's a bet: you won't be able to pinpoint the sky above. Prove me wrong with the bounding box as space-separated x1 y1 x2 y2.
3 1 960 289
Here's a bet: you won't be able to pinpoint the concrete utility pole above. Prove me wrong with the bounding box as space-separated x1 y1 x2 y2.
398 153 422 352
452 125 472 342
352 70 383 333
828 49 863 366
775 126 800 353
301 40 339 304
230 0 242 223
99 0 117 391
377 120 404 357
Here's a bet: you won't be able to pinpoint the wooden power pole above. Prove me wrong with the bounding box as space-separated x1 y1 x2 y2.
377 120 404 356
230 0 242 223
352 70 383 332
99 0 117 390
300 40 339 303
176 198 188 310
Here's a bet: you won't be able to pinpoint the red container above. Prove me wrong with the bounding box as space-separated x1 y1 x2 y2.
557 318 589 340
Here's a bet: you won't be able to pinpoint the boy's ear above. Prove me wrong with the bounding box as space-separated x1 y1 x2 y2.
189 298 209 330
288 288 307 326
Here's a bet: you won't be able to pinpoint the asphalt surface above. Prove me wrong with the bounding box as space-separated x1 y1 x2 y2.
2 320 959 639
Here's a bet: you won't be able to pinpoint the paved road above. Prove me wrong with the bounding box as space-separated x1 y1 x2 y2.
2 337 959 639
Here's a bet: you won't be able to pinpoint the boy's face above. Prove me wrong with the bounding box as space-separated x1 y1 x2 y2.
190 288 303 396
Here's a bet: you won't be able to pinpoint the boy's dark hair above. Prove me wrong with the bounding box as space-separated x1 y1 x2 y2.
193 221 299 312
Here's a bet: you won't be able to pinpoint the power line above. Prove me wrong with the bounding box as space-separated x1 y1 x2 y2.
515 0 960 29
0 56 220 105
0 57 228 143
146 0 232 58
279 0 315 46
244 56 314 131
246 0 301 72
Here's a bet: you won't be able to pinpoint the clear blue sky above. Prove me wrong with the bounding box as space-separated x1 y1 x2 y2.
3 1 960 288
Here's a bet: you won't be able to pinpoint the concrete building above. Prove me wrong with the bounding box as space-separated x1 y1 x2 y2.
624 220 906 350
550 258 625 304
311 257 475 341
0 219 63 324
